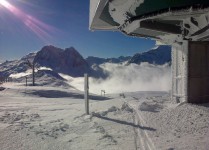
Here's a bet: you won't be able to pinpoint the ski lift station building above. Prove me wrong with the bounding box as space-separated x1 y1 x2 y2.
89 0 209 104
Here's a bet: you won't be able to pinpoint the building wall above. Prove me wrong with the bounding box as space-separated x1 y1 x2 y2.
188 41 209 103
171 42 188 103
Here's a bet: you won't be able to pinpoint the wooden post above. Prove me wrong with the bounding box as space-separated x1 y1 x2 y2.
32 62 35 86
26 77 28 86
101 90 105 96
84 74 89 115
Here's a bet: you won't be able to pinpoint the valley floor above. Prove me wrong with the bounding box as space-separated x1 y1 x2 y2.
0 83 208 150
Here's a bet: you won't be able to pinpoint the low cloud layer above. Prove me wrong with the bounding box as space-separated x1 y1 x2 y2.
67 63 171 94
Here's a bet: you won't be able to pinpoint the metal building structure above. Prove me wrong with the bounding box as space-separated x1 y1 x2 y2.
89 0 209 103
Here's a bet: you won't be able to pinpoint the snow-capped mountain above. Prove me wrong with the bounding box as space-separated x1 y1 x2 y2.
86 56 131 66
34 45 91 77
127 45 171 65
0 52 36 77
0 45 171 81
85 45 171 66
0 46 92 78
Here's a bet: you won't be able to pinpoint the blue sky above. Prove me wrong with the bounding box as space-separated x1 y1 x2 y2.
0 0 155 61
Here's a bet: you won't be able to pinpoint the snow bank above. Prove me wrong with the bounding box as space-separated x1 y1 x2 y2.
126 93 209 150
9 70 32 78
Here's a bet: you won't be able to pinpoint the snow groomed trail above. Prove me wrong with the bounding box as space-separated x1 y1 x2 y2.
126 101 156 150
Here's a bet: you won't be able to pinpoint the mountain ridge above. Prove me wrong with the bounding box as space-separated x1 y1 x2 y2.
0 45 171 79
127 45 171 65
34 45 91 77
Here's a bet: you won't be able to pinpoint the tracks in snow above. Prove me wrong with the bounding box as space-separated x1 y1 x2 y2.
128 102 155 150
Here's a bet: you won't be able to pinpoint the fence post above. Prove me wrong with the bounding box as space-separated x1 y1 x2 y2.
32 62 35 86
26 77 28 86
84 74 89 115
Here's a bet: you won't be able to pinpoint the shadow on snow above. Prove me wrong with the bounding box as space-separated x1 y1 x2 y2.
93 113 156 132
23 90 112 101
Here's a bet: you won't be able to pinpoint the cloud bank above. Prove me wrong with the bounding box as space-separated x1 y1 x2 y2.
67 62 171 94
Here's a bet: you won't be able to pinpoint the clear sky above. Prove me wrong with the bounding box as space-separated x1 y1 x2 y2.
0 0 155 62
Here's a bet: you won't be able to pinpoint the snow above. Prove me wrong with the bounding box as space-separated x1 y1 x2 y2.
0 83 136 150
125 93 209 150
9 67 53 79
0 82 208 150
38 67 52 71
109 0 144 25
9 70 32 79
127 45 171 65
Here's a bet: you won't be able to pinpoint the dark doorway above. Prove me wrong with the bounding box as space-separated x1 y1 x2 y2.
188 41 209 103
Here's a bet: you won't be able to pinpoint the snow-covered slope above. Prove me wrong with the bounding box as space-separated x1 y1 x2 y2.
0 83 208 150
127 45 171 65
0 53 36 77
15 70 72 88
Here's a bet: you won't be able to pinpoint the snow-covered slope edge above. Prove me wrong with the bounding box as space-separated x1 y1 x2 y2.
125 93 209 150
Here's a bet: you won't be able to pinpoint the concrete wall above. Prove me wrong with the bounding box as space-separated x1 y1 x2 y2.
188 41 209 103
172 41 209 104
171 42 188 103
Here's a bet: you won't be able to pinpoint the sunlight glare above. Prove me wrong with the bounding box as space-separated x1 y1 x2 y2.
0 0 60 43
0 0 9 8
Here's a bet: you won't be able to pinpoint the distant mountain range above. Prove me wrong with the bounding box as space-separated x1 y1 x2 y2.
86 56 131 66
127 45 171 65
0 45 171 79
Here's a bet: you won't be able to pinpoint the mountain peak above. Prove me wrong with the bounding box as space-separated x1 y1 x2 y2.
33 45 90 77
64 47 83 59
41 45 63 53
65 46 76 51
127 45 171 65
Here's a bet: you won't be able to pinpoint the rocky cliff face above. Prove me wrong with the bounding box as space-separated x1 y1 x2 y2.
34 46 91 77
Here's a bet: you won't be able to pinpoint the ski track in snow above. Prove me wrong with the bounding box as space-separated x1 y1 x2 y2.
125 101 155 150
